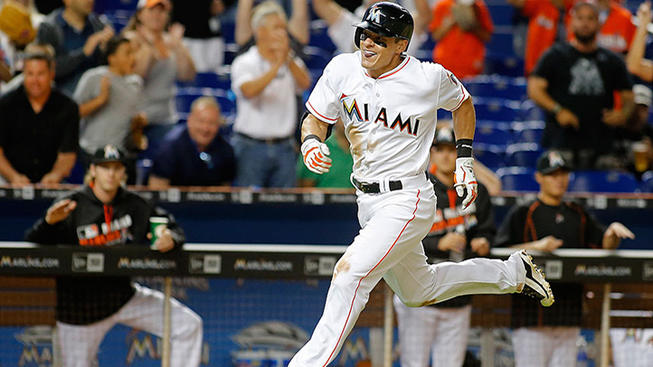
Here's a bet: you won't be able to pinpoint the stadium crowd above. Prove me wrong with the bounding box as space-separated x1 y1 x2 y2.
0 0 650 191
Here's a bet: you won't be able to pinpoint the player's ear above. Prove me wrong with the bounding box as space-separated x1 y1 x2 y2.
396 39 408 55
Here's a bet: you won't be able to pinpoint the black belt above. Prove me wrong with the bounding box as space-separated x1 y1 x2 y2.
352 177 403 194
236 132 291 144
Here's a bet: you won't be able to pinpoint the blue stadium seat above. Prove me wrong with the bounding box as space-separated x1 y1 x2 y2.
568 171 639 193
484 52 524 77
497 167 538 191
94 0 138 13
308 20 337 53
506 143 542 167
474 144 505 169
520 100 546 121
177 72 231 90
303 46 332 70
641 171 653 193
473 98 521 122
176 88 234 115
474 122 512 145
463 75 527 101
512 120 545 143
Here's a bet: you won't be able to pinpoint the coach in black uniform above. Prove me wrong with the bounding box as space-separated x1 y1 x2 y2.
393 127 495 367
496 150 634 367
25 145 202 367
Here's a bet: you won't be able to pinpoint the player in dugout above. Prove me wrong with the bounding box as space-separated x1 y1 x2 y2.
25 144 202 367
496 150 635 367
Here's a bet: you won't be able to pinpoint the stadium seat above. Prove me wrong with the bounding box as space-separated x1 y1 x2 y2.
512 120 545 143
474 122 512 145
474 144 505 169
497 167 538 191
176 88 234 115
94 0 138 13
641 171 653 193
568 171 639 193
520 100 546 121
506 143 542 167
484 52 524 77
303 46 332 70
463 75 527 101
308 20 337 53
473 98 521 122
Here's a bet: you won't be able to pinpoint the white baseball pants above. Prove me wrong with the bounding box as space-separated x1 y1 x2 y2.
511 327 580 367
393 296 471 367
55 283 203 367
290 177 526 367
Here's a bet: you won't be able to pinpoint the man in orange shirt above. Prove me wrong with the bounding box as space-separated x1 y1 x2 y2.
509 0 574 75
429 0 493 79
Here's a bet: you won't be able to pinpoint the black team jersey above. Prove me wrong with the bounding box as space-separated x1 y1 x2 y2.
496 199 606 327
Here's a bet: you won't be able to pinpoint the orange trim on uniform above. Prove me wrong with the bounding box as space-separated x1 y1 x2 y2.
307 102 338 122
524 201 541 242
322 189 422 367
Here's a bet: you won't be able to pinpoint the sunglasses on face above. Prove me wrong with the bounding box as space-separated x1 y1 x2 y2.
360 32 388 48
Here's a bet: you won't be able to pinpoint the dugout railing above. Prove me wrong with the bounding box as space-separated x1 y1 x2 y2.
0 242 652 367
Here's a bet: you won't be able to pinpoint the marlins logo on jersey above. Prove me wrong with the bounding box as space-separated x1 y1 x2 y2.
339 93 420 136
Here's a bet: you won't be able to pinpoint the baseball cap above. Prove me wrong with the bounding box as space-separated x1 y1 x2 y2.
433 127 455 147
137 0 171 10
536 150 571 174
92 145 126 165
633 84 652 107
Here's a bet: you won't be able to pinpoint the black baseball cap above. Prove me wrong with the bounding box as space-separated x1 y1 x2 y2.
537 150 571 174
92 144 126 165
433 127 455 147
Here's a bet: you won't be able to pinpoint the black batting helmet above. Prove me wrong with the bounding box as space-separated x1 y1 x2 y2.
354 2 414 49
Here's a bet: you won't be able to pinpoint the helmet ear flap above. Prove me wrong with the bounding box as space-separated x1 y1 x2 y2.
354 27 362 49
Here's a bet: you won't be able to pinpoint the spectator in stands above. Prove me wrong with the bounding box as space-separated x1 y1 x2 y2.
430 120 502 195
496 149 635 367
616 84 653 176
0 0 42 86
527 0 634 169
429 0 493 79
626 1 652 82
0 47 78 185
567 0 636 55
394 126 495 367
235 0 308 49
25 144 203 367
312 0 432 55
149 96 235 188
507 0 572 75
74 36 147 184
170 0 227 72
296 121 352 188
123 0 196 156
37 0 115 96
231 1 310 188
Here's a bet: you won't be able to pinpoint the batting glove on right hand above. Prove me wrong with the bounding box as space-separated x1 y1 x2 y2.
301 138 332 174
454 157 478 210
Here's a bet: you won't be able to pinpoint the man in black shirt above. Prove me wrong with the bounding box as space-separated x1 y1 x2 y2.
527 0 634 169
0 49 79 185
496 150 634 367
393 127 495 367
25 145 203 367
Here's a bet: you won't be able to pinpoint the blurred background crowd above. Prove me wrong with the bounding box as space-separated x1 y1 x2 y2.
0 0 650 193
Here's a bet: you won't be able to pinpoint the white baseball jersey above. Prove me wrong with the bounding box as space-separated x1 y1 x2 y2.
306 52 470 180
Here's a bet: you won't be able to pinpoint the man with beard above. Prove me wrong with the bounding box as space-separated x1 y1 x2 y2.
527 0 634 170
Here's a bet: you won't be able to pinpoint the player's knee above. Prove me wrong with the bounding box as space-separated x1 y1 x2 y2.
396 293 437 308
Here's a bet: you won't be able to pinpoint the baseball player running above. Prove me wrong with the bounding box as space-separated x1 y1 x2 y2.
291 3 554 366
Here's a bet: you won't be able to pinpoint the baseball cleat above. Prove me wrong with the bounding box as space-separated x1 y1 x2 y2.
518 250 555 307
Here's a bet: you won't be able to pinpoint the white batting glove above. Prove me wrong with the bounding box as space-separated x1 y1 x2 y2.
301 138 332 174
454 157 478 209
